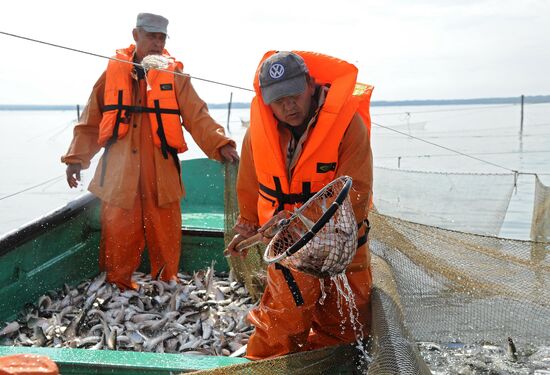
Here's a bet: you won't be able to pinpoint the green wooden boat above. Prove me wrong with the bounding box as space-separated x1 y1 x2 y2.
0 158 432 375
0 158 250 374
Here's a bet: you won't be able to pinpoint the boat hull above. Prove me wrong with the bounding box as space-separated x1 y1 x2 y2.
0 158 248 373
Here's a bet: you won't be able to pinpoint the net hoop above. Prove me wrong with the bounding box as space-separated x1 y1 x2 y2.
263 176 353 265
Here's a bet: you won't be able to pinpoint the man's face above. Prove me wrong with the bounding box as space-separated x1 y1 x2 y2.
268 81 315 127
133 28 166 62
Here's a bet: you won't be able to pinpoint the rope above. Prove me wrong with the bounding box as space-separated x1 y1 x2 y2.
375 149 550 159
372 104 516 117
0 176 65 201
372 122 545 177
372 121 518 173
0 30 254 93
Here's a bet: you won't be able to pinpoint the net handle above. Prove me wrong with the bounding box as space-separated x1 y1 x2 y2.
223 233 266 257
234 232 263 252
223 217 290 256
263 177 353 264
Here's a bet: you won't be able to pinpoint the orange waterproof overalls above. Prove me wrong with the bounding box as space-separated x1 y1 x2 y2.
98 46 186 289
246 51 374 359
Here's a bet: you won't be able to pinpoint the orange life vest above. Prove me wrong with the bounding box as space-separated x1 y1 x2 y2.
98 45 187 154
250 50 373 226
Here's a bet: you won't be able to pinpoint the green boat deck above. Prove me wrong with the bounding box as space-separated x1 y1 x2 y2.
180 158 225 233
0 158 249 374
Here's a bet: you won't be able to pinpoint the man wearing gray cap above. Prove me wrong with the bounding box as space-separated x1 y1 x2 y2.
226 51 374 359
62 13 239 290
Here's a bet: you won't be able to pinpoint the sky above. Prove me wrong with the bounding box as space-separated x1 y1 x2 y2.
0 0 549 105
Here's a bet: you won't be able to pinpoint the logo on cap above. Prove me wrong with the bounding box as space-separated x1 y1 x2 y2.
269 63 285 79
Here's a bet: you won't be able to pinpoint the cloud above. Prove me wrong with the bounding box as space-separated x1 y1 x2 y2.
0 0 549 103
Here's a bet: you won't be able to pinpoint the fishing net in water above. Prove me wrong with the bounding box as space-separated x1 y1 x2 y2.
366 211 550 373
202 209 549 374
368 210 550 344
214 164 550 373
186 344 360 375
262 176 357 278
373 167 516 236
531 175 550 242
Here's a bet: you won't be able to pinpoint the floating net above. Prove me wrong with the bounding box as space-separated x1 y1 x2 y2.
198 208 549 374
531 175 550 242
215 164 550 374
366 211 550 373
373 167 516 236
368 210 550 344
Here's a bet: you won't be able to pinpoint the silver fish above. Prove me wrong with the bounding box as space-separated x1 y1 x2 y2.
76 335 102 348
144 331 174 352
507 336 518 362
201 318 214 340
37 295 52 310
86 272 106 295
0 321 20 337
130 313 161 324
7 267 257 356
107 328 117 350
140 317 168 332
230 344 247 357
32 326 48 347
63 293 96 340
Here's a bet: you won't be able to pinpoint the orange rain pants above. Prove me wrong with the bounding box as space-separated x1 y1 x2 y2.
246 263 372 360
99 195 181 290
98 92 182 290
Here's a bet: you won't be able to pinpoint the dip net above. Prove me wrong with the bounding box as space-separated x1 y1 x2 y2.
262 176 357 278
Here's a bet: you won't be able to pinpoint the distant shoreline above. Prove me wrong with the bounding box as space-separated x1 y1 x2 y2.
1 95 549 111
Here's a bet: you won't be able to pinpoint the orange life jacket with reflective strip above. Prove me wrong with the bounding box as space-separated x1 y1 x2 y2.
250 50 373 226
98 45 187 154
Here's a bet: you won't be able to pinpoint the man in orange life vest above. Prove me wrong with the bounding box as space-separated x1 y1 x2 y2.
62 13 239 290
226 51 374 359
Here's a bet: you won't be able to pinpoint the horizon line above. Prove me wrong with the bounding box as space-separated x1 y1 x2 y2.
1 94 549 110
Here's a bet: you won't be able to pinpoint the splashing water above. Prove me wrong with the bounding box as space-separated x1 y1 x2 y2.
318 279 327 305
330 273 371 368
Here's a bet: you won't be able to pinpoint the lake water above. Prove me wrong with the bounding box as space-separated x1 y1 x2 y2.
0 103 549 239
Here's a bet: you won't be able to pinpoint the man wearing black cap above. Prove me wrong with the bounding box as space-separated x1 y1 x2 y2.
226 50 374 359
62 13 239 290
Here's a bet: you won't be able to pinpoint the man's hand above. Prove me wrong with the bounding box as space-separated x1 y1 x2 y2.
225 234 249 258
219 144 240 163
66 163 82 188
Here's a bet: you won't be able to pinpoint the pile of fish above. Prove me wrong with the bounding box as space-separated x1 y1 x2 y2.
418 340 550 374
0 265 256 356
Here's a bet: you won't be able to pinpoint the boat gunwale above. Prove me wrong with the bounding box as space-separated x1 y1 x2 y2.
0 193 97 257
0 195 225 258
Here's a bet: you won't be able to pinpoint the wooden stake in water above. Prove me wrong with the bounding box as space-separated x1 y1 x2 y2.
226 92 233 134
519 94 524 136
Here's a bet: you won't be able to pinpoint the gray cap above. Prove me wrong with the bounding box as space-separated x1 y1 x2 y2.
136 13 169 35
259 51 309 104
